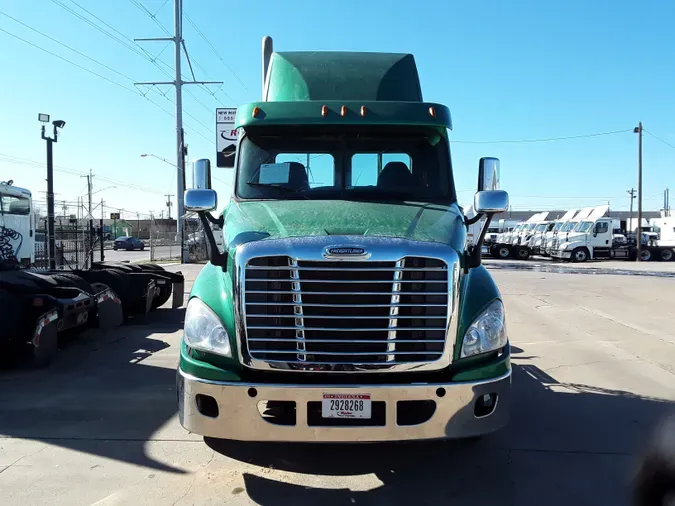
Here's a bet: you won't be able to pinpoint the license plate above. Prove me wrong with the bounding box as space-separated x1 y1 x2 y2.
322 393 371 419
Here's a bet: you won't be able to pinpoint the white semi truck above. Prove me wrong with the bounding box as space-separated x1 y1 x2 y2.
0 180 184 366
550 212 675 262
540 209 578 256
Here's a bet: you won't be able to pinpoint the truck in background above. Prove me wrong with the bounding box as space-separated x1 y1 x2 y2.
0 180 185 366
540 209 578 256
550 212 675 262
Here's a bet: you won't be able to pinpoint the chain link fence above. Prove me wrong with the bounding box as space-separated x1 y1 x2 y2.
147 215 209 263
35 220 104 270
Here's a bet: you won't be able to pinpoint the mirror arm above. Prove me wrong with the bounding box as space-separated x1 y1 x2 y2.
204 211 224 228
465 212 495 272
198 212 228 269
465 214 483 226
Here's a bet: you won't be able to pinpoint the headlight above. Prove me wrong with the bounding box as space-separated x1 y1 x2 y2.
184 298 231 357
561 243 571 250
460 300 507 358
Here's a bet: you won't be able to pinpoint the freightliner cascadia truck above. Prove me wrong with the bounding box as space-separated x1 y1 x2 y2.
177 37 511 442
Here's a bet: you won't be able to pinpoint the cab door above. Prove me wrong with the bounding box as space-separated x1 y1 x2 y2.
591 219 612 258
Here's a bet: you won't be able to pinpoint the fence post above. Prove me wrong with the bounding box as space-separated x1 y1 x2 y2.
99 218 104 262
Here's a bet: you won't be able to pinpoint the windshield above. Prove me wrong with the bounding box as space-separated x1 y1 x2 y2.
535 223 547 232
561 221 577 232
552 222 563 232
235 126 454 203
575 221 593 232
0 193 30 215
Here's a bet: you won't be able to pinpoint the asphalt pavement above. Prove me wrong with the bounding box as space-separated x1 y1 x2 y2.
1 263 674 505
103 245 180 264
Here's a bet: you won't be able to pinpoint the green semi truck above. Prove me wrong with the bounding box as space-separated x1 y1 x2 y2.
177 36 511 442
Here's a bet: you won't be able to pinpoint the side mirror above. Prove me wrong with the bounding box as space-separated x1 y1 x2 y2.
193 158 212 189
478 157 500 192
184 158 226 267
185 158 218 212
474 190 509 214
184 189 217 212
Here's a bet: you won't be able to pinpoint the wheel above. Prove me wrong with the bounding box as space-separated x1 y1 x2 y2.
571 247 589 263
497 245 511 259
77 269 129 301
140 245 145 251
49 272 94 294
31 318 58 368
516 247 530 260
152 284 172 309
89 281 117 298
136 263 165 272
659 248 673 262
640 249 652 261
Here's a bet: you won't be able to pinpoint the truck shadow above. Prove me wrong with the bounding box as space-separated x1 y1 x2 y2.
0 307 187 474
206 361 672 505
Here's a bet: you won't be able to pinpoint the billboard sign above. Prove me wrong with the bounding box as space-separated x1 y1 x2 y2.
216 108 237 168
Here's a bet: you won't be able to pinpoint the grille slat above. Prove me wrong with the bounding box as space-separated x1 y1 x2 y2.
244 256 449 368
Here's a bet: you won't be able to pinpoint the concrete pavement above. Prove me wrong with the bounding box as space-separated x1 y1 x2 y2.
1 263 674 505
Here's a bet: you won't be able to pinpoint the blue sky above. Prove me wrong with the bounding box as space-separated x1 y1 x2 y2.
1 0 673 220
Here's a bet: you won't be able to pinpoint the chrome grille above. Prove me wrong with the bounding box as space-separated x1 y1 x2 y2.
243 256 449 369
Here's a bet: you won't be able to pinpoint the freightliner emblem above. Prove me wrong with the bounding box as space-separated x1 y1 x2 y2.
324 246 368 258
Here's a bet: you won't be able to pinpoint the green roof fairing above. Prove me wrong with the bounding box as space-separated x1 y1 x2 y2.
264 51 423 102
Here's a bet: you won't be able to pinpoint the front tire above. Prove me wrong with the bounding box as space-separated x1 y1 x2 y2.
516 246 530 260
497 245 511 259
571 247 589 263
640 249 652 262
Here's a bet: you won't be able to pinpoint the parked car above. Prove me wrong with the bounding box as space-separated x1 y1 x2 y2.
113 236 145 251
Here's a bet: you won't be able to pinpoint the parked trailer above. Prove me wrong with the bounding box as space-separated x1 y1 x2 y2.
0 180 185 366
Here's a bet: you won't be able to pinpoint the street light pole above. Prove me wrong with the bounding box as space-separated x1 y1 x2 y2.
40 114 65 269
634 122 643 262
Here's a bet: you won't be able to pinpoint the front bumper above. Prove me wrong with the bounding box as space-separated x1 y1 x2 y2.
550 249 572 259
177 368 511 442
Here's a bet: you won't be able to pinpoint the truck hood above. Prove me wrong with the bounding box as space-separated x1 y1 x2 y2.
563 232 586 244
222 199 464 248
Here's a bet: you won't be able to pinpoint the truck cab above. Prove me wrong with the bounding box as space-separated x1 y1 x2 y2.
551 217 613 261
0 181 34 266
177 38 512 442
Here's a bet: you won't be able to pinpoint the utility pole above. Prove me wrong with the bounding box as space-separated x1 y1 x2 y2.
634 122 643 262
165 194 173 220
40 114 65 270
627 188 636 227
135 0 222 263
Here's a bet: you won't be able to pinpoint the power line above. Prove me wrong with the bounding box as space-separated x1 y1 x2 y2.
0 153 167 195
0 23 207 142
0 26 139 94
10 4 214 142
644 129 675 150
183 11 244 99
451 129 633 144
128 0 171 36
0 11 137 83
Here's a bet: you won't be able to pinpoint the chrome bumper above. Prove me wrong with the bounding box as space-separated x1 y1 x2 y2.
177 368 511 442
550 249 572 259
